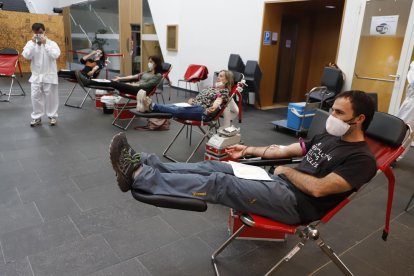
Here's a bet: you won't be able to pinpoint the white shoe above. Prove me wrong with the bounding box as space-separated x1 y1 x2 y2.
30 118 41 127
136 90 152 112
49 117 57 126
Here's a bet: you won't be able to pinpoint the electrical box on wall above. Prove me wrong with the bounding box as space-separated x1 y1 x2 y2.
272 32 278 44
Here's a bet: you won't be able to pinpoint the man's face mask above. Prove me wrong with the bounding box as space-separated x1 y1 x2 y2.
325 115 356 137
148 62 154 71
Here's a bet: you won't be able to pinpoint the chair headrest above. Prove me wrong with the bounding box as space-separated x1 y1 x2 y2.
228 54 245 73
365 112 407 147
162 62 171 73
232 71 243 83
320 67 344 93
0 48 18 55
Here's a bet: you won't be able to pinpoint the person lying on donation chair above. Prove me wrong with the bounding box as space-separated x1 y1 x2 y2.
109 90 377 224
135 70 234 122
75 55 163 95
58 49 105 79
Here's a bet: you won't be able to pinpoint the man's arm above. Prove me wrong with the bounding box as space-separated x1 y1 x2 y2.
275 166 352 197
226 143 302 159
44 40 61 60
22 40 35 60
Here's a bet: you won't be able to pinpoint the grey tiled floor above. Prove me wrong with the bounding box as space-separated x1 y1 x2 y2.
0 75 413 276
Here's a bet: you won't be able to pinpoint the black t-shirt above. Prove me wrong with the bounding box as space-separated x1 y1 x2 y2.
286 133 377 223
80 58 105 77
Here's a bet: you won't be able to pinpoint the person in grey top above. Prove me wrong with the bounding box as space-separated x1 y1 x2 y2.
76 55 163 95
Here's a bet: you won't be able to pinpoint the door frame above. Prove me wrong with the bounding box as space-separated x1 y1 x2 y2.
338 0 414 115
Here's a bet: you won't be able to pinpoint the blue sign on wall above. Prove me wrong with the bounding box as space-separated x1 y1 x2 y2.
263 31 271 45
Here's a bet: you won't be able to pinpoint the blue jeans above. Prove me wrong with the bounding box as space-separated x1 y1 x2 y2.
133 153 301 224
152 104 211 121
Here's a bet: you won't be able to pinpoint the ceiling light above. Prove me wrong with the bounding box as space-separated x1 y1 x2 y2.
325 5 336 9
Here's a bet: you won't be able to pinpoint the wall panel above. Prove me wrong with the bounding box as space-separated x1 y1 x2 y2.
0 11 66 72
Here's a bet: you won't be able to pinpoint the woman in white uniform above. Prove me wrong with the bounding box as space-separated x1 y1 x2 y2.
22 23 61 127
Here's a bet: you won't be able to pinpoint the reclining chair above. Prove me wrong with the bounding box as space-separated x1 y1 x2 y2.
129 72 246 163
154 63 172 104
61 66 111 109
129 109 412 275
308 66 344 110
112 63 172 130
177 64 209 97
0 48 26 102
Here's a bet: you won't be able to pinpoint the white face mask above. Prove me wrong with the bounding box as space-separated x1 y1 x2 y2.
148 62 154 71
325 115 352 137
215 81 224 88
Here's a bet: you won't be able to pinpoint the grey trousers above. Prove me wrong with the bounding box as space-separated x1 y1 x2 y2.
132 153 301 224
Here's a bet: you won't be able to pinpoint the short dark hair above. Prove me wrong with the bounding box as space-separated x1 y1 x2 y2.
149 56 163 74
32 23 45 32
335 90 375 131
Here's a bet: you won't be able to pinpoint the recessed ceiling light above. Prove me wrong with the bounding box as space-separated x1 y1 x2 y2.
325 5 336 8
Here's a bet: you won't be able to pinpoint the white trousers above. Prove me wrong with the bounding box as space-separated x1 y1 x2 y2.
31 83 59 119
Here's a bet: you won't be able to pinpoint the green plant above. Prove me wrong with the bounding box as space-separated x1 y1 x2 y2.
92 28 108 49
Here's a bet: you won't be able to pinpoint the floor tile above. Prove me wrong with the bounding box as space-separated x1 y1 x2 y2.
87 258 150 276
138 236 213 276
102 216 181 261
1 216 81 262
28 235 119 276
0 202 43 236
70 199 160 237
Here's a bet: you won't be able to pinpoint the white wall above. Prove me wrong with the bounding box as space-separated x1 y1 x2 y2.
149 0 265 89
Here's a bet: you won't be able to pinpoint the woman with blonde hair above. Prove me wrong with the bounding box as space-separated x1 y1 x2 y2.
137 70 234 121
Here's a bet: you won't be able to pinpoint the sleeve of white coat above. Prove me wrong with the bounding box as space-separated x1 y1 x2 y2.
407 61 414 85
22 41 36 60
44 41 61 60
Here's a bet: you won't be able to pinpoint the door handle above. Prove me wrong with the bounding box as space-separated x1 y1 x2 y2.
388 74 400 80
354 73 395 83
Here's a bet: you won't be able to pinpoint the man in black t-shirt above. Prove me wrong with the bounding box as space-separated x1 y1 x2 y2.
109 90 377 224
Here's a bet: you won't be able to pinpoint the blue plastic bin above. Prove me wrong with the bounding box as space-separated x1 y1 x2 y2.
287 102 315 130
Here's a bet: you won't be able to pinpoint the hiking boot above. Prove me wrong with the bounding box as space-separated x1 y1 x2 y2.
30 118 41 127
136 90 152 112
49 117 57 126
109 132 141 192
75 70 89 88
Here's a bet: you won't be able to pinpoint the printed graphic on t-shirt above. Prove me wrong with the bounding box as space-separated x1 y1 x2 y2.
305 142 332 168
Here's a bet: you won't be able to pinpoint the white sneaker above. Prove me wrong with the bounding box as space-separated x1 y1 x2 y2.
136 90 152 112
30 118 41 127
49 117 57 126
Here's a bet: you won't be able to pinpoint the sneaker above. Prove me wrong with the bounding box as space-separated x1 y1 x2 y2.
136 90 152 112
30 118 41 127
109 132 141 192
75 70 89 88
49 117 57 126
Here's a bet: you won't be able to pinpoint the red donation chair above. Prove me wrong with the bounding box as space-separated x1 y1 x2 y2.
0 48 26 102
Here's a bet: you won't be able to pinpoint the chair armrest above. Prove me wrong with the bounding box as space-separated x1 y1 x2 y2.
86 85 115 91
131 189 207 212
239 157 303 167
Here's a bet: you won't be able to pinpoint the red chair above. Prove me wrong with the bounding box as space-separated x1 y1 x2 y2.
177 64 208 97
163 73 246 162
130 111 412 275
0 48 26 102
211 112 413 275
112 64 172 130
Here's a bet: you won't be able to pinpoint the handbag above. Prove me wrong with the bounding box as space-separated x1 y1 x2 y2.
135 118 170 131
